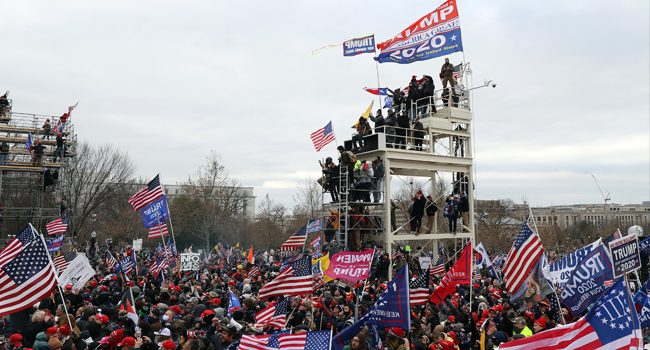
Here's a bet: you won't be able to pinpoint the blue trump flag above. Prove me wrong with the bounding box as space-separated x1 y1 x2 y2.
307 218 322 234
376 1 463 64
141 196 170 228
332 265 410 350
227 290 241 317
343 35 375 57
638 235 650 256
560 245 614 316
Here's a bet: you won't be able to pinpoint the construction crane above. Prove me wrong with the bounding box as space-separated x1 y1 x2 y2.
591 174 611 209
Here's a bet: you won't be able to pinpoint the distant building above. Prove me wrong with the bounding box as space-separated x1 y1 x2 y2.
163 184 256 218
520 203 650 230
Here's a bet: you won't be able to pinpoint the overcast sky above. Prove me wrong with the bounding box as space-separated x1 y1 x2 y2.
2 0 648 210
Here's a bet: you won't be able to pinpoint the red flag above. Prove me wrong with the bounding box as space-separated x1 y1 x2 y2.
430 241 472 305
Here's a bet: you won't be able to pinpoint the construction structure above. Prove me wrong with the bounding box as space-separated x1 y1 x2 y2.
0 94 77 238
321 67 482 278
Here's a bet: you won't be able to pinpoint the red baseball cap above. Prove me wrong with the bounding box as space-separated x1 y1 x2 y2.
118 337 136 347
162 340 176 350
47 327 59 335
524 311 535 319
9 334 22 347
65 284 73 289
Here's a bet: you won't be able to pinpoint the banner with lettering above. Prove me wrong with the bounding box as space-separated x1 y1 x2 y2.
560 245 614 316
141 195 170 228
332 266 410 350
376 0 463 64
343 35 376 57
325 250 374 282
549 238 601 289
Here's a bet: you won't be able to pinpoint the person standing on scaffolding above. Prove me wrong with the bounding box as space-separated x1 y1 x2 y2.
42 119 52 140
0 141 8 166
371 156 384 203
31 141 46 167
54 133 64 162
441 58 455 88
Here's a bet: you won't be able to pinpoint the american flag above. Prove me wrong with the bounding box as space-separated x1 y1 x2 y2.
310 235 321 251
503 221 544 294
410 270 430 305
278 330 332 350
128 175 165 211
280 225 308 252
547 290 565 324
499 278 641 350
310 121 336 152
148 222 169 238
105 252 118 269
0 224 39 269
392 249 405 262
0 236 58 317
259 256 312 300
254 298 288 328
46 235 65 253
239 330 290 350
52 250 78 273
453 63 462 79
149 259 161 277
312 260 325 292
46 216 69 235
249 265 260 279
431 254 445 276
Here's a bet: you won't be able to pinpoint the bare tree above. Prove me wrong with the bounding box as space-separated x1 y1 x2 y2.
67 142 137 240
255 193 288 250
170 152 245 251
476 199 520 253
292 177 323 222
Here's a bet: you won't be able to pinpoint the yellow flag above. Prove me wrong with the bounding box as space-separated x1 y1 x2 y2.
313 254 333 283
354 100 374 128
235 242 239 248
480 330 485 350
214 244 220 253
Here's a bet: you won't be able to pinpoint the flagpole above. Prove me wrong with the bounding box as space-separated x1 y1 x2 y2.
624 275 641 349
158 174 179 251
38 226 74 331
331 121 339 149
373 40 382 110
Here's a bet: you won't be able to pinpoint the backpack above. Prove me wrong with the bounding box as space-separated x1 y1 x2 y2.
443 204 455 218
344 151 357 164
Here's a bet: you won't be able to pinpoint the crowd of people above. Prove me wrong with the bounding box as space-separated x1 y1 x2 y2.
4 237 640 350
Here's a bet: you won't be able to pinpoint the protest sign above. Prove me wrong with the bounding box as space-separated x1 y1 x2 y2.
419 257 432 269
325 250 374 281
609 234 641 278
179 253 200 271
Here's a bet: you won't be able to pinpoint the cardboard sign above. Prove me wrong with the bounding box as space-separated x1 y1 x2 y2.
419 257 432 269
179 253 200 271
609 234 641 278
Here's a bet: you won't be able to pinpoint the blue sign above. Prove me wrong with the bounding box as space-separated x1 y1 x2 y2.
332 266 410 350
141 196 170 228
560 246 614 316
343 35 375 57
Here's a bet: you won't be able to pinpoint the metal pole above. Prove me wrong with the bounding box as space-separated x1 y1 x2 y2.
38 227 74 329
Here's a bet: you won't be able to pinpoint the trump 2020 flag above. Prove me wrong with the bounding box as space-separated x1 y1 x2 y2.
500 277 642 350
343 35 375 56
560 245 614 317
333 266 410 350
46 235 65 253
376 0 463 64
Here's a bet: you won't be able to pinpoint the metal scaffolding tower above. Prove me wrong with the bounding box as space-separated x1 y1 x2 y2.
0 96 77 238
